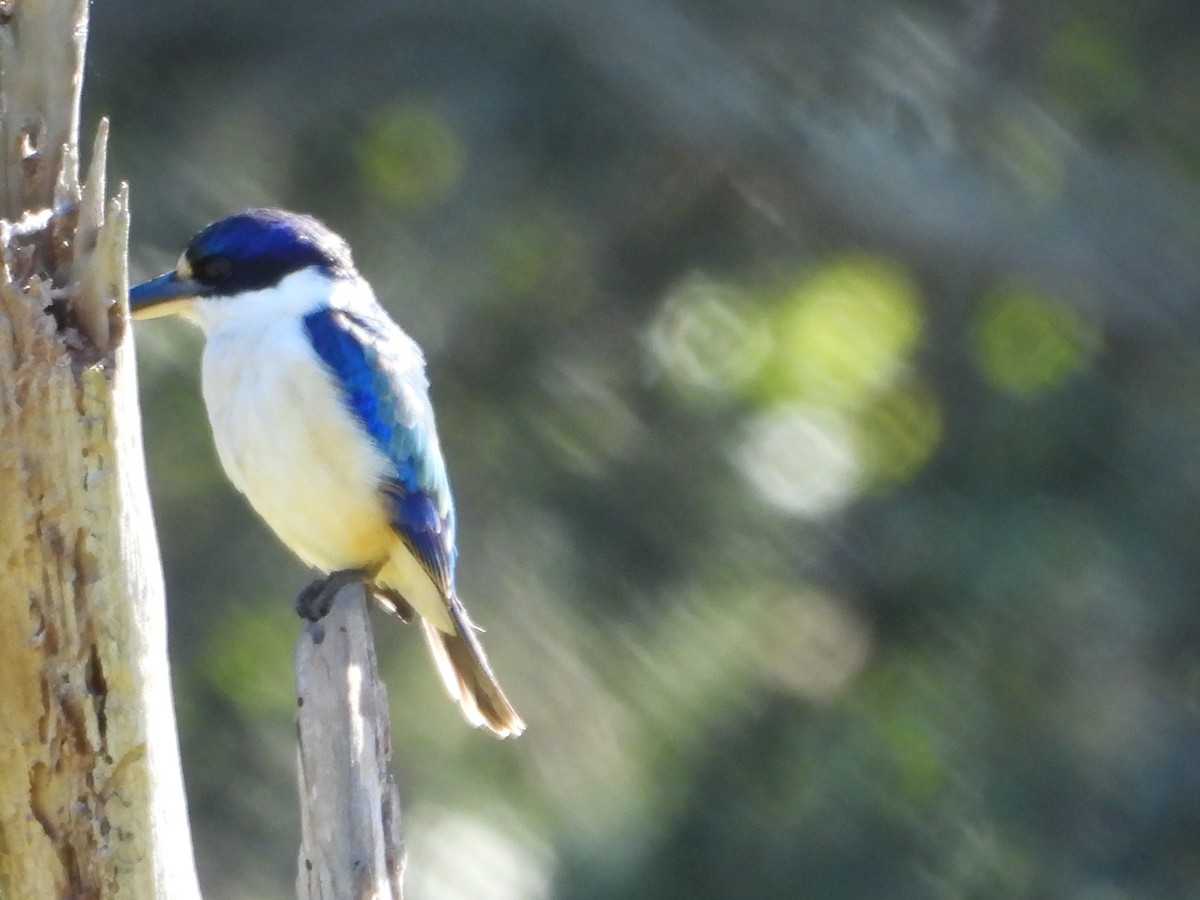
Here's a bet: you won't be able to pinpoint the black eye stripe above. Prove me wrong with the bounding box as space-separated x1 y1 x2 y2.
196 254 234 283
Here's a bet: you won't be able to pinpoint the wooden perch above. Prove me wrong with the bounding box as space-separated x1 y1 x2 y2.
295 584 406 900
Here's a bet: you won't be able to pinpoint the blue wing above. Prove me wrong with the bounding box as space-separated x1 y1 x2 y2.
303 304 457 597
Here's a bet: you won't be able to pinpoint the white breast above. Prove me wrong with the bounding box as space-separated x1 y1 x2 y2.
192 277 395 572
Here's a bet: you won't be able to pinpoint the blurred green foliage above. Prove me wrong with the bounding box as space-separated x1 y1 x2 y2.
85 0 1200 897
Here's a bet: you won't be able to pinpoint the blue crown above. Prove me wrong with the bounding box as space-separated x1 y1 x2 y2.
184 208 355 295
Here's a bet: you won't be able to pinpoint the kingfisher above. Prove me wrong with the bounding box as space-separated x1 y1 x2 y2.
129 208 524 738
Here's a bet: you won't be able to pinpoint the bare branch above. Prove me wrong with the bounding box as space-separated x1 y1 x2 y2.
295 585 406 900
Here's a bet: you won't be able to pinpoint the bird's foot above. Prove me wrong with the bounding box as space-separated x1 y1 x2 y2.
295 568 369 622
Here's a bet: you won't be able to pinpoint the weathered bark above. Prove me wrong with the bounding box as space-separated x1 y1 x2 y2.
295 585 405 900
0 2 200 897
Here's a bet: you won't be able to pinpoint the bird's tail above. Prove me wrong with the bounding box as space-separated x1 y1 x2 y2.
422 601 525 739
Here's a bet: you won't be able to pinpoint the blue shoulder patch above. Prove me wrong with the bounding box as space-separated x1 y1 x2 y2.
303 306 457 594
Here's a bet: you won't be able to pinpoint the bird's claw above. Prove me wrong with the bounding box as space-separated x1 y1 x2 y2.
295 568 369 622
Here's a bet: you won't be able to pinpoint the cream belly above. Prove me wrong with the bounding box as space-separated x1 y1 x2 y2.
202 314 394 570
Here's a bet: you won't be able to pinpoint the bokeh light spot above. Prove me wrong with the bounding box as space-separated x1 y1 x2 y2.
857 378 944 488
647 274 770 397
487 206 586 300
735 403 862 517
975 286 1099 394
758 256 923 410
357 100 465 209
758 588 873 702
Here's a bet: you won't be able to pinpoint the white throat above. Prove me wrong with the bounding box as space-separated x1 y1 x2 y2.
184 267 358 335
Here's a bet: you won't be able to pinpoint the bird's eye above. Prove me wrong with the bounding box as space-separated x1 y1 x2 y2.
195 254 233 284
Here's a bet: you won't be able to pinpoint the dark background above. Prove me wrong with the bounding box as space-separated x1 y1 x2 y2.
86 1 1200 897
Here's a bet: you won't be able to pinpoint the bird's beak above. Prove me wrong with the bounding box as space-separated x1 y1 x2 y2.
128 271 204 320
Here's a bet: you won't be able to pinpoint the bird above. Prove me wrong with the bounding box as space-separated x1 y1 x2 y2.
128 208 525 738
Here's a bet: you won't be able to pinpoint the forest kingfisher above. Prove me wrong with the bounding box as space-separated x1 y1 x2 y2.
128 208 525 738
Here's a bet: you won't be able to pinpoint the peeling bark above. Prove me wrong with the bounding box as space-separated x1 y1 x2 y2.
0 2 199 897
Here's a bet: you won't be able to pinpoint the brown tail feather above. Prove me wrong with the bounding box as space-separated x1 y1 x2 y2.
421 603 525 738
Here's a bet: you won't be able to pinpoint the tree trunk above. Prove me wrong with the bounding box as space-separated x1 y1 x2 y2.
0 2 200 897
